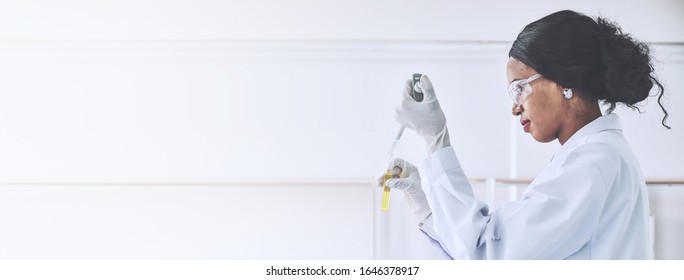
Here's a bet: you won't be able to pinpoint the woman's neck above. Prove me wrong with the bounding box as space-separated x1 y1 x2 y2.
558 103 602 145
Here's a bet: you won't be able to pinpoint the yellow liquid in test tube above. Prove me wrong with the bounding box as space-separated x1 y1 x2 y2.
381 171 396 211
382 126 405 212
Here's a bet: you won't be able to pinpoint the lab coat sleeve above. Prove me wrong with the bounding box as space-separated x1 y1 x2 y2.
418 146 606 259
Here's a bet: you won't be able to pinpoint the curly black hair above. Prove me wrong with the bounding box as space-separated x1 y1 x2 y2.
509 10 670 129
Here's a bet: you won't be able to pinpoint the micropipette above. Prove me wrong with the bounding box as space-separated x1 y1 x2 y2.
381 73 423 211
387 73 422 157
387 126 405 157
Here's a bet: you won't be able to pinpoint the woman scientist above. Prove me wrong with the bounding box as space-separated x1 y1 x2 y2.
378 10 670 259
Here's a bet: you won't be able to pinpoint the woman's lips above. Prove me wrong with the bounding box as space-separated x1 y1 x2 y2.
521 119 531 132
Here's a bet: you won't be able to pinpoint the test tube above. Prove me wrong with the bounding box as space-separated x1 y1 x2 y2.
381 171 393 211
381 166 401 211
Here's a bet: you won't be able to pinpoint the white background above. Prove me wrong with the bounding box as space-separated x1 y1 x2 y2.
0 0 682 259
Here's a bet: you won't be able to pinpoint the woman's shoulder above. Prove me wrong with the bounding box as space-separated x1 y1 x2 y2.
571 129 630 161
561 129 636 182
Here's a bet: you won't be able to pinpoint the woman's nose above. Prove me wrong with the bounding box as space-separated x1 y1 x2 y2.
512 104 523 116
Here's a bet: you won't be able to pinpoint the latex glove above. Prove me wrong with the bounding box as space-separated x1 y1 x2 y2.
375 158 432 225
395 74 450 154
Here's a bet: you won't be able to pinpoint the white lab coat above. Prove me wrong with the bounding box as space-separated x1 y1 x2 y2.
418 114 653 259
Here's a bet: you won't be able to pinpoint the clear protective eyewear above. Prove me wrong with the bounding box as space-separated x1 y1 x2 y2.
508 73 542 105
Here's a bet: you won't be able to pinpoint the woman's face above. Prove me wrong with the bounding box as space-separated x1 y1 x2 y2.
506 58 567 143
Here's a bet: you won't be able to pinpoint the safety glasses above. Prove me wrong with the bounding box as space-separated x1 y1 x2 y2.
508 73 541 106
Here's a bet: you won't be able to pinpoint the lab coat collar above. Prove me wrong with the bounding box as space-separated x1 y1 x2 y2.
556 113 622 153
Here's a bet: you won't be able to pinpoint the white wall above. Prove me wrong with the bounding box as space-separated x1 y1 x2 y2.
0 183 373 259
1 0 682 42
0 0 682 259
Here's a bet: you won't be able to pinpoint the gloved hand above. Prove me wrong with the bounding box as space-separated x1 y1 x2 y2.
376 158 432 225
395 74 451 154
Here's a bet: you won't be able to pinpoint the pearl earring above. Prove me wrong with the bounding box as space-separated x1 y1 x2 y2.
563 88 573 99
